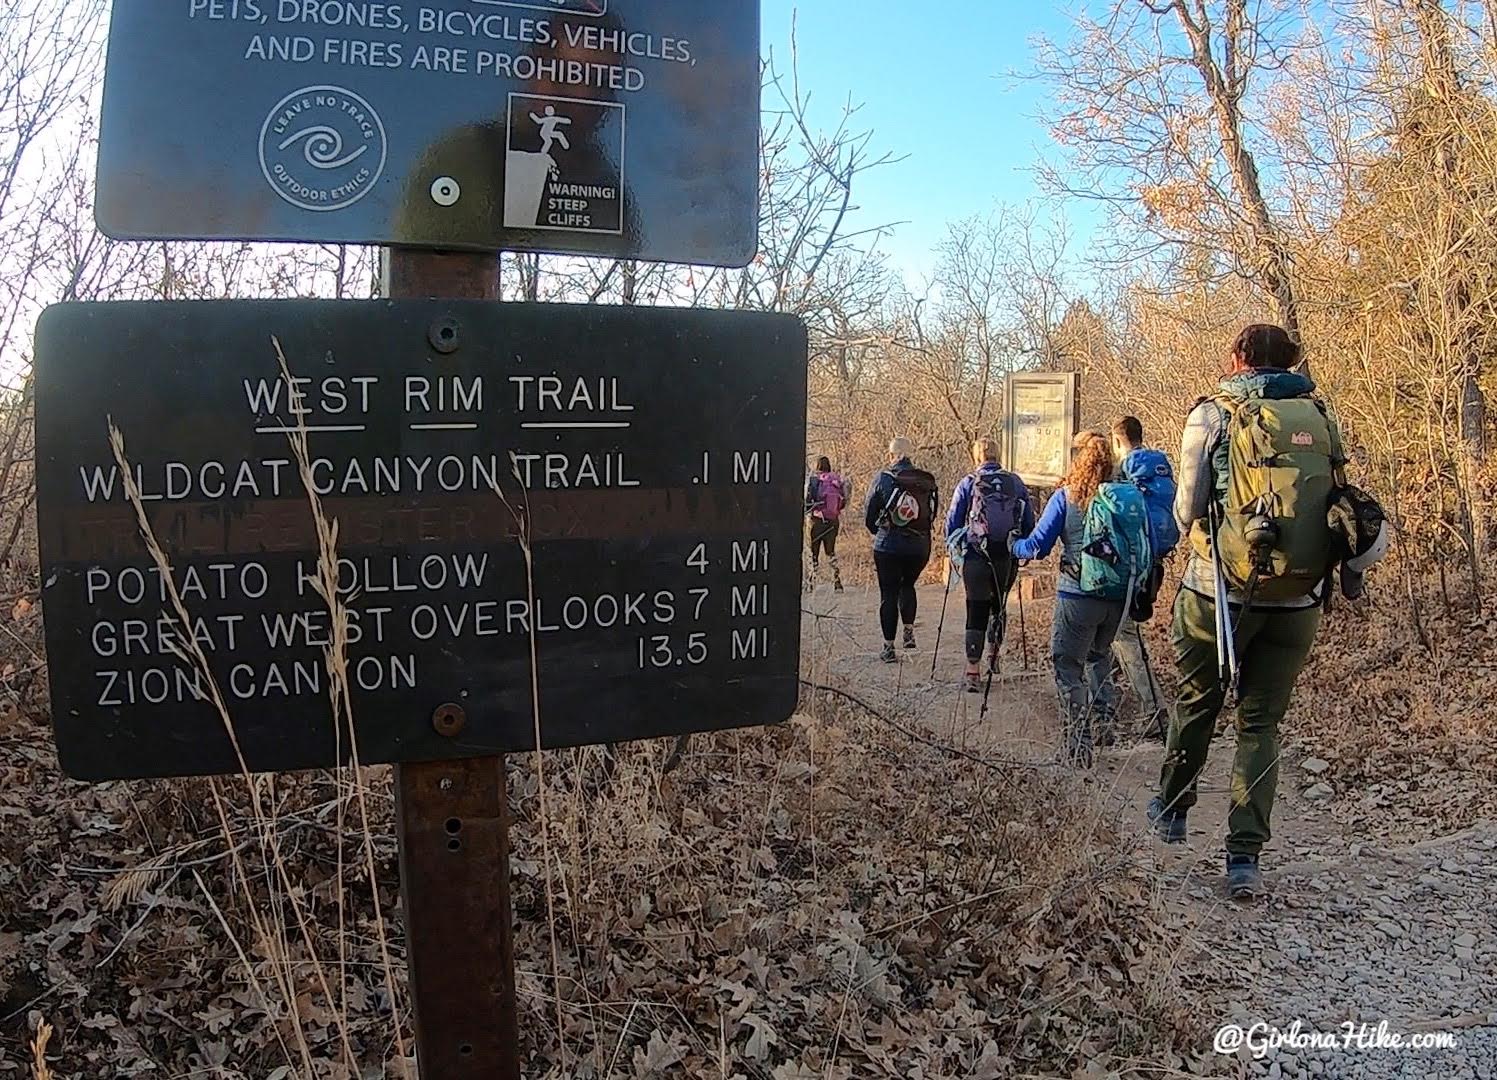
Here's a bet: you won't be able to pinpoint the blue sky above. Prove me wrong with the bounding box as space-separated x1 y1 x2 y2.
759 1 1083 284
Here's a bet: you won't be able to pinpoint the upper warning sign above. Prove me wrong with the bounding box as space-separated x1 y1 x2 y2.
95 1 760 266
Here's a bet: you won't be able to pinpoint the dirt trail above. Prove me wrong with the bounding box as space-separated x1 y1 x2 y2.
803 579 1496 1079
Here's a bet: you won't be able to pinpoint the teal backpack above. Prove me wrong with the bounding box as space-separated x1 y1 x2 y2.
1079 483 1154 601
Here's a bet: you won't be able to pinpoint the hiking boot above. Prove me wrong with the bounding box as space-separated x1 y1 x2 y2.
1064 729 1094 769
902 626 917 650
963 670 982 694
1226 854 1262 900
1146 796 1187 844
985 643 1001 675
1094 712 1118 748
879 642 897 664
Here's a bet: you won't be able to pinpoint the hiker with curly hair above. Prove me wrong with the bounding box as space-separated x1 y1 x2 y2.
1009 431 1152 766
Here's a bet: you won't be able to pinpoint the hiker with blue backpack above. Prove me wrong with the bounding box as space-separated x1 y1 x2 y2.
944 436 1035 693
806 456 850 592
1009 431 1153 767
1146 324 1388 901
1108 416 1181 742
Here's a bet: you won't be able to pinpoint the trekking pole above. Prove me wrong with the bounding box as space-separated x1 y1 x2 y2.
1207 501 1240 699
1016 571 1031 671
1135 621 1166 738
930 555 955 679
979 559 1009 718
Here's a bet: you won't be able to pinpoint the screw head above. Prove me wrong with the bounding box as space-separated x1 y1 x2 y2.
432 703 467 737
428 316 461 355
430 176 461 207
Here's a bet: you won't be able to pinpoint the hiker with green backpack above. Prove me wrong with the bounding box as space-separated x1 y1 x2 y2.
1009 431 1153 767
1147 323 1386 901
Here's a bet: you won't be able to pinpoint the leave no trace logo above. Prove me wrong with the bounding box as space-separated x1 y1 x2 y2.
259 85 387 212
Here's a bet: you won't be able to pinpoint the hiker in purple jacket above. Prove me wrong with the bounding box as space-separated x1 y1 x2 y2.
944 437 1034 692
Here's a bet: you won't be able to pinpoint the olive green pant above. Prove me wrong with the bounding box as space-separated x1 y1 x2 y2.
1158 589 1321 855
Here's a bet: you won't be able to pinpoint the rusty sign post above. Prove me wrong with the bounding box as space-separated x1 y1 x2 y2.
387 250 520 1078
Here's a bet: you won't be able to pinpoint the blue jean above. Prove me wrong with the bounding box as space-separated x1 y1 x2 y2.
1051 594 1125 716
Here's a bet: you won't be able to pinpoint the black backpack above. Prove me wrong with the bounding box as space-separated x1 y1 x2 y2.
880 467 938 536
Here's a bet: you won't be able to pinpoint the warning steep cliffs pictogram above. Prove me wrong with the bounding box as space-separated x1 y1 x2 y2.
504 93 625 235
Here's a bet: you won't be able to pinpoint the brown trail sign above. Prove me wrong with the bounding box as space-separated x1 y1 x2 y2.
35 300 806 780
35 290 807 1074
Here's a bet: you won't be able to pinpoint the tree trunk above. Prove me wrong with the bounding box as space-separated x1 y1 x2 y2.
1170 0 1301 338
1462 373 1486 463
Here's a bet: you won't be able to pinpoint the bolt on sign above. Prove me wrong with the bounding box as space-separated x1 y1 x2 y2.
95 0 760 266
34 301 807 782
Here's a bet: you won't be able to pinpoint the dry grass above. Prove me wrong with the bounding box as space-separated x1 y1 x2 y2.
29 1018 54 1080
71 343 414 1077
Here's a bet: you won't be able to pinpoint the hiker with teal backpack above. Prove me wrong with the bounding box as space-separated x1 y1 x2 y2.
1009 431 1153 767
1147 324 1388 901
944 436 1035 693
1109 416 1180 743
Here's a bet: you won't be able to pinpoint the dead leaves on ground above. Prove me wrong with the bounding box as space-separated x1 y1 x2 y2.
0 638 1191 1076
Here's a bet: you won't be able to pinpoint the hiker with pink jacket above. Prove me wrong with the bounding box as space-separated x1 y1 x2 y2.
805 456 851 591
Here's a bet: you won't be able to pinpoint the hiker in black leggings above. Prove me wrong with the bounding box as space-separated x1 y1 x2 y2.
864 437 939 663
805 456 849 590
945 437 1034 691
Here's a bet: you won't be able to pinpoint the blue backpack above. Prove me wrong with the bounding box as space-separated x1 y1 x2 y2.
1121 448 1180 559
1079 483 1154 600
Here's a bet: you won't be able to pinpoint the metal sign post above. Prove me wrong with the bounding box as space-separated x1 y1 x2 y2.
386 249 519 1077
397 752 519 1075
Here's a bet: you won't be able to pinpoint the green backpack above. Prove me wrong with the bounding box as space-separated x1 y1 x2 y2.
1079 483 1153 601
1206 395 1343 601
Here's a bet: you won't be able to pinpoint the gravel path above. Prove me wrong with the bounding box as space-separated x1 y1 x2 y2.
1152 804 1497 1079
